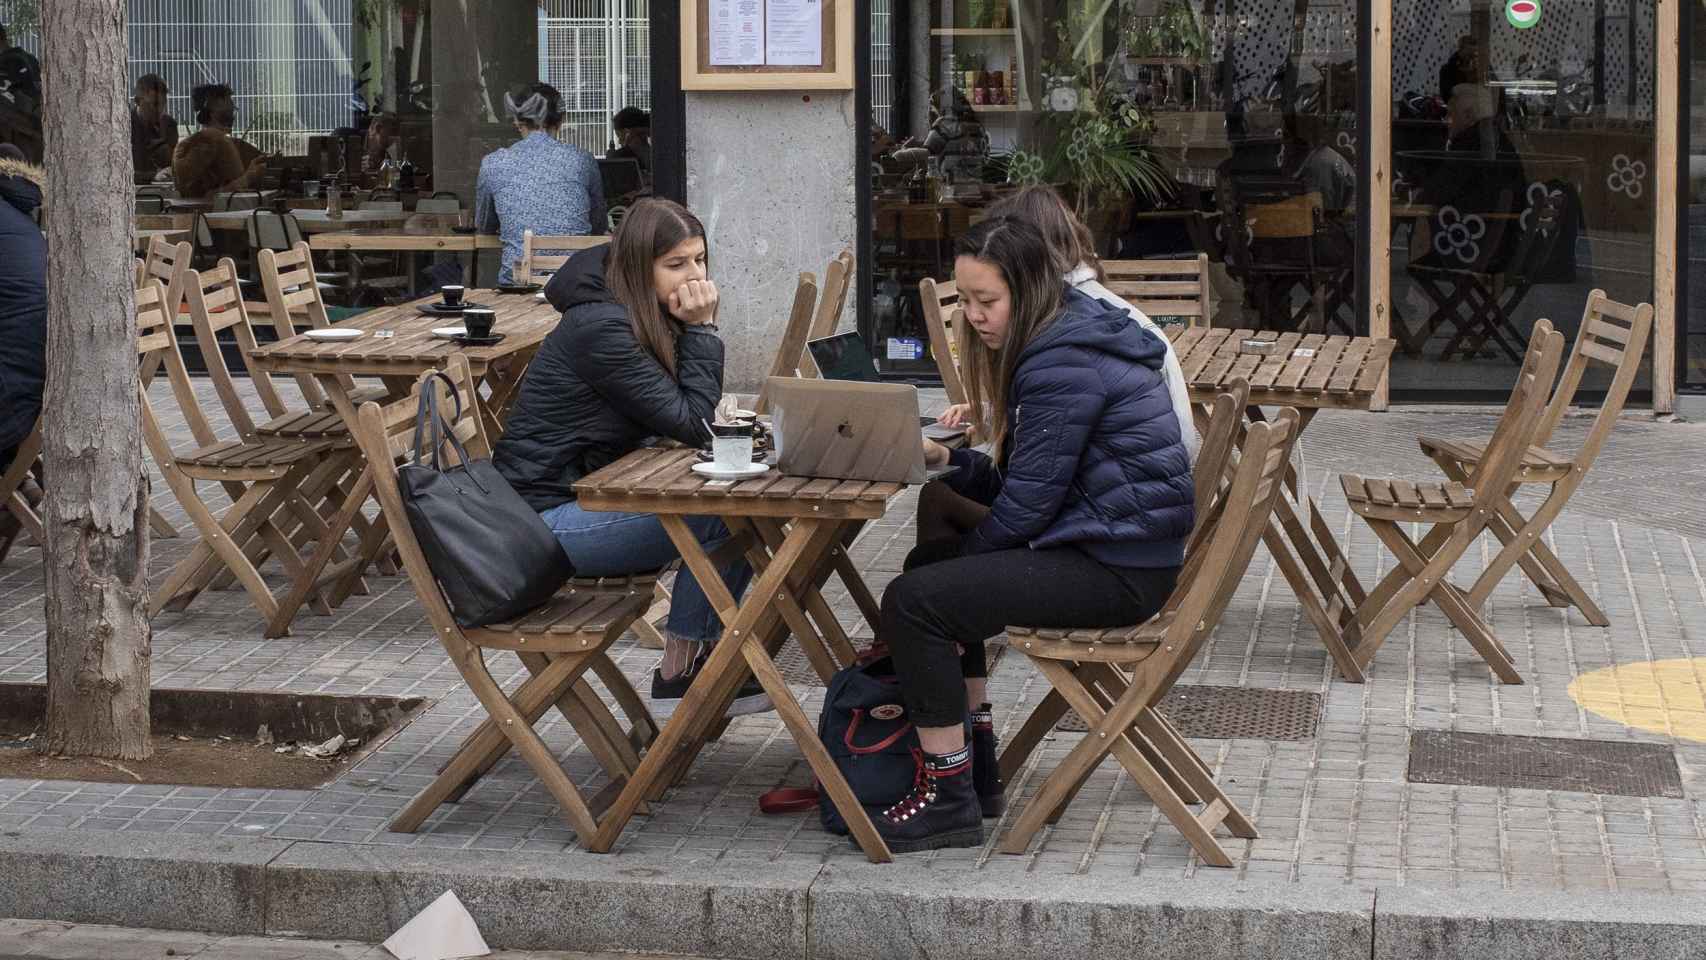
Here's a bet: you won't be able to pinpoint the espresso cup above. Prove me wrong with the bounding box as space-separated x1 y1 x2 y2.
710 421 755 469
441 285 466 307
461 307 496 340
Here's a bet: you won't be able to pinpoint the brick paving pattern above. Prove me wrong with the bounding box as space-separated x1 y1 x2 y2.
1 382 1704 895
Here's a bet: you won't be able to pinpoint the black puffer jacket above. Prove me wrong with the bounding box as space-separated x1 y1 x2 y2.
0 156 45 454
494 245 722 511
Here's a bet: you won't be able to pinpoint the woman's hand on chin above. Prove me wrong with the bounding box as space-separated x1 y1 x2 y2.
667 278 719 325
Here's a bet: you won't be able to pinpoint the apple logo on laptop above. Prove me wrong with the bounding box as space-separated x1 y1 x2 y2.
837 421 854 439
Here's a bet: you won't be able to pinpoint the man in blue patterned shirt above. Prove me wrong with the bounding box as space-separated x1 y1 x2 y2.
476 83 606 286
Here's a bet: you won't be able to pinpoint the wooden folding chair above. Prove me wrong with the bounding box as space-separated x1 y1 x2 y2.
516 230 610 286
998 383 1250 812
1102 255 1214 327
1339 321 1565 684
0 420 43 566
256 242 389 413
139 235 194 316
1417 292 1652 627
353 356 657 846
999 408 1301 866
137 279 351 626
918 276 969 406
795 249 855 377
753 249 855 412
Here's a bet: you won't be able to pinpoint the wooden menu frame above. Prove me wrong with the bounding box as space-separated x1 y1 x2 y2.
681 0 854 91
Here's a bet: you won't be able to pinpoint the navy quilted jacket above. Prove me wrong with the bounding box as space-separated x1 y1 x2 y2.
945 288 1193 567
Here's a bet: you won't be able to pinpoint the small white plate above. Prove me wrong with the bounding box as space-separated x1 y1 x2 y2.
432 326 467 339
691 461 770 481
305 328 363 342
535 291 548 302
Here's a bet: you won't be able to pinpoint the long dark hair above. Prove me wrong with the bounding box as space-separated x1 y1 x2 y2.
605 197 707 379
954 216 1062 459
986 184 1103 281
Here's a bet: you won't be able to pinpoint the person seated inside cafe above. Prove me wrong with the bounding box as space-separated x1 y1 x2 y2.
1411 82 1527 270
172 82 268 200
364 112 401 171
606 106 652 181
0 144 44 540
475 82 606 286
130 73 179 182
492 197 770 721
873 216 1194 853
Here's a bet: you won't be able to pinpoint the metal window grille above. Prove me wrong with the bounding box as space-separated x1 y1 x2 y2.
541 0 650 156
871 0 892 132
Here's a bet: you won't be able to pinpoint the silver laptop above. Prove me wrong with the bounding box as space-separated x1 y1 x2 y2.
767 376 928 484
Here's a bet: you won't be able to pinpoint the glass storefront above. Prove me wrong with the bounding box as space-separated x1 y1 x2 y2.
859 0 1672 401
1687 0 1706 389
865 0 1361 377
1387 0 1655 397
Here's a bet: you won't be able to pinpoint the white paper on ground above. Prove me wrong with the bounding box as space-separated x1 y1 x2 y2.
382 890 490 960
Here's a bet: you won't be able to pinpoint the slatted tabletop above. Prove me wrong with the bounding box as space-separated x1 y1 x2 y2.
249 292 558 378
574 448 904 521
309 229 502 253
1168 328 1395 410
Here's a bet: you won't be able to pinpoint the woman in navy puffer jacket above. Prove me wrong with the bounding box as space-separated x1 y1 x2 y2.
871 216 1193 854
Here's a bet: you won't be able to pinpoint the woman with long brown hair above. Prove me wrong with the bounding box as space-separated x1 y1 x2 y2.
493 197 769 718
872 216 1193 852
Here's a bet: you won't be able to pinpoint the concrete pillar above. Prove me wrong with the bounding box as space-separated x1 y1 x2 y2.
686 91 857 392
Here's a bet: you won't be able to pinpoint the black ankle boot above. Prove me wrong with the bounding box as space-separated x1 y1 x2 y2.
971 704 1005 818
871 746 983 853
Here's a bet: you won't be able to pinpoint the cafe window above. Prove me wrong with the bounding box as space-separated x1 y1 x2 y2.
1386 0 1656 398
863 0 1361 377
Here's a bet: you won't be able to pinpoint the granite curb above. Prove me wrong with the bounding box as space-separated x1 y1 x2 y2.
4 830 1706 958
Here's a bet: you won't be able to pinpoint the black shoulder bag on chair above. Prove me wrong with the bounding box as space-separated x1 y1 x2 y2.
397 372 574 627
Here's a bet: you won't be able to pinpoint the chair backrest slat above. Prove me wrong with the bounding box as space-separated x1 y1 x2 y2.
753 271 820 415
1533 291 1652 476
141 236 193 315
918 276 969 406
518 231 609 285
258 241 347 406
1158 408 1300 693
1185 378 1249 553
1469 319 1564 500
1102 254 1213 326
186 258 290 433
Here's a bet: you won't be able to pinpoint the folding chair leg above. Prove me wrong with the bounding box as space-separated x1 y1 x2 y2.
999 688 1070 784
1005 658 1236 867
1470 494 1609 627
460 656 603 843
1364 518 1523 683
393 649 609 835
1138 710 1257 839
588 653 659 755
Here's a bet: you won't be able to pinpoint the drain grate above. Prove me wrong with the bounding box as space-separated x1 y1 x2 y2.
1407 730 1684 799
1055 685 1322 740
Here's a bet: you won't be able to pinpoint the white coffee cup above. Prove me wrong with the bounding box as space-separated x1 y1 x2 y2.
711 422 755 469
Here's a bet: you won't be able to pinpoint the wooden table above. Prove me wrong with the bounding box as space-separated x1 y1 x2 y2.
204 208 410 233
245 290 560 636
571 448 903 861
311 228 501 288
1169 326 1396 682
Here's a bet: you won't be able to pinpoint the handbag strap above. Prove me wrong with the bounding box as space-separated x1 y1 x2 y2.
411 371 476 476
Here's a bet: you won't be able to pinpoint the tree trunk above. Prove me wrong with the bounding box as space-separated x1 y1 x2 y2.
39 0 152 760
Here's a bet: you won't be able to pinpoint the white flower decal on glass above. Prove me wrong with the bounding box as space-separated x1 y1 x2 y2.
1606 154 1646 199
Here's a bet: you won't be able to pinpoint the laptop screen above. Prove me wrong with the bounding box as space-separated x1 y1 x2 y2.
807 333 881 383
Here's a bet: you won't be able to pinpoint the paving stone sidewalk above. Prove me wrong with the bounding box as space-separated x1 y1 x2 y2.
1 382 1704 896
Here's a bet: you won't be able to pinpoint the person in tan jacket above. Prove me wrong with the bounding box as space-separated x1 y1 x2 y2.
171 83 266 199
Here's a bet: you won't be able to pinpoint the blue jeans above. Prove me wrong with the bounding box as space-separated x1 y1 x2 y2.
540 500 752 646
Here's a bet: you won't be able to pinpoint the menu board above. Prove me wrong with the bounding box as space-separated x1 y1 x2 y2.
684 0 852 90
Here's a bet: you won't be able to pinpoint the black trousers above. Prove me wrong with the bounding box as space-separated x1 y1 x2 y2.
881 537 1180 728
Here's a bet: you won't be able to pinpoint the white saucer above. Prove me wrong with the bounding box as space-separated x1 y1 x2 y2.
431 326 467 339
535 292 547 302
691 461 770 481
305 328 363 342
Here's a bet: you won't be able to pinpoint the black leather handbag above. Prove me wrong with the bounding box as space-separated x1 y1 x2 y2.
397 372 574 627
